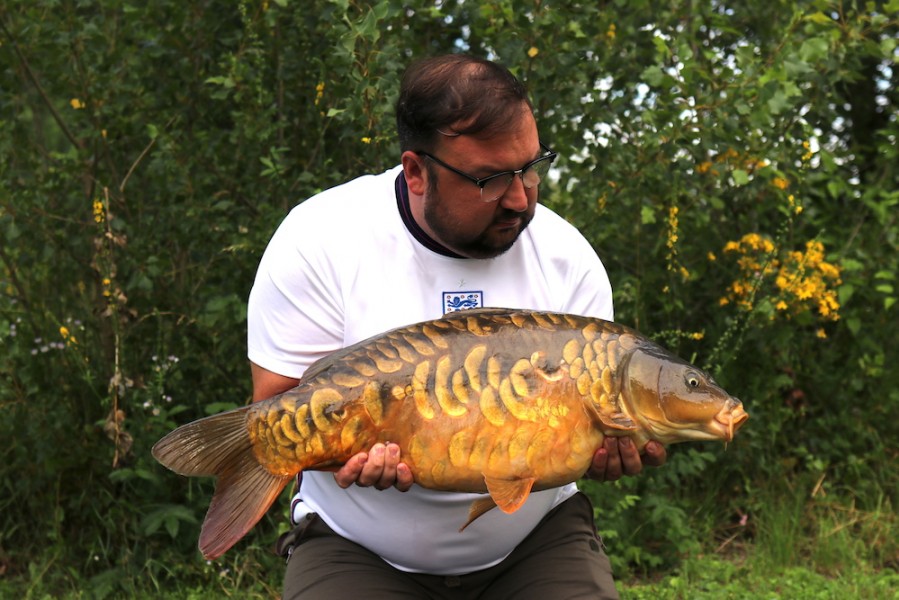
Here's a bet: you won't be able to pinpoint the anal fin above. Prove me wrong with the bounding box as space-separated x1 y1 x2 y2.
460 497 498 532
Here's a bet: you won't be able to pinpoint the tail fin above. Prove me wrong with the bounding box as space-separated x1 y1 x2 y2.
152 406 293 559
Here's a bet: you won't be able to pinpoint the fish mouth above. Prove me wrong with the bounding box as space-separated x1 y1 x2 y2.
714 402 749 442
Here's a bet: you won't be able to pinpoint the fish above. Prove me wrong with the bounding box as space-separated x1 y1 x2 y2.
152 308 748 559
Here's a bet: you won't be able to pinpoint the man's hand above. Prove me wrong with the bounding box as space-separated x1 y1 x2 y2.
334 442 414 491
586 437 667 482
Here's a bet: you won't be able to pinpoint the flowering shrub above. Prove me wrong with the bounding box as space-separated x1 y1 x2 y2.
720 234 842 331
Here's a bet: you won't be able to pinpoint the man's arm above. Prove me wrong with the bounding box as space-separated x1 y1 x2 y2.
250 361 414 491
250 362 298 401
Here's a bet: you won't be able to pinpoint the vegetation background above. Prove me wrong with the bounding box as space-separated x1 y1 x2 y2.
1 0 897 597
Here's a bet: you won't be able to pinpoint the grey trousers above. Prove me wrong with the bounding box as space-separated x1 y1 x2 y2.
276 492 619 600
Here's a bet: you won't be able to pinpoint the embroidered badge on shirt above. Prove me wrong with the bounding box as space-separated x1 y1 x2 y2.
443 291 483 313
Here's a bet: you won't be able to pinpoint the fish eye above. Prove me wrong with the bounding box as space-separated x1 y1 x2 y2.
685 371 701 388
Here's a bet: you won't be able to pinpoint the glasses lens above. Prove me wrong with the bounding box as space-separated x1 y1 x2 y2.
478 153 556 202
522 156 553 189
481 174 516 202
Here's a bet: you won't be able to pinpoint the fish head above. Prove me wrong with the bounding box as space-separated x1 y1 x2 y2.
622 345 748 445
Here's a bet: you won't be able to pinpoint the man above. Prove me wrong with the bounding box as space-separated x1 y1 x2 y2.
247 54 666 599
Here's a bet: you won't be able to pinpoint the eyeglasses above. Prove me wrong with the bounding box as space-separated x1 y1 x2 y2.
417 142 557 202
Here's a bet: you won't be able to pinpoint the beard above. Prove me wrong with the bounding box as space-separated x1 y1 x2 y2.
422 176 534 259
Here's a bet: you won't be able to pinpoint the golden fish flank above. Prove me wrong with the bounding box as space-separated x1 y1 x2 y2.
152 307 749 560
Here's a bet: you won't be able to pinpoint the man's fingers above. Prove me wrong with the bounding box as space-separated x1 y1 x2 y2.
395 462 414 492
601 437 623 481
618 437 643 476
641 440 667 467
333 443 412 491
334 451 368 488
373 443 399 490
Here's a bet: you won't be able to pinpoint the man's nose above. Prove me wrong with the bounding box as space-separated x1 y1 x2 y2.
498 174 529 212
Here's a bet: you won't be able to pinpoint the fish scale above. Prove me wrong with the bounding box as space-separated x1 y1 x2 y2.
153 307 748 559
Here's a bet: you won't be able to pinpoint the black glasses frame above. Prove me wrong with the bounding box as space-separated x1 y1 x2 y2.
417 141 558 202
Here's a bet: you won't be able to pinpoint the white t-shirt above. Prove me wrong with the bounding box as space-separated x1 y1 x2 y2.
247 165 613 575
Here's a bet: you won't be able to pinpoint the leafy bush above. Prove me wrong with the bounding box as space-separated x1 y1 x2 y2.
1 0 896 595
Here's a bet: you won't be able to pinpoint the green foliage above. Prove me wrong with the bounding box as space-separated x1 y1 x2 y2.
1 0 897 596
621 559 899 600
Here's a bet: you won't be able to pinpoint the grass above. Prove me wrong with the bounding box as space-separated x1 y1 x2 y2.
2 554 897 599
621 558 899 600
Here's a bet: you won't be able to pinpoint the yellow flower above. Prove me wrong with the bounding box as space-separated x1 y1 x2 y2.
59 326 78 346
93 199 105 223
597 194 607 211
527 47 539 58
707 252 717 262
772 177 790 190
361 137 372 144
606 24 617 40
818 262 841 280
816 328 827 339
70 98 85 110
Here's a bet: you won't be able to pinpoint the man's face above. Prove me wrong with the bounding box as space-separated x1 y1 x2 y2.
419 110 542 259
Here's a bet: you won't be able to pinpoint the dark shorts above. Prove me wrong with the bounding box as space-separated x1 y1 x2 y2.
276 492 618 600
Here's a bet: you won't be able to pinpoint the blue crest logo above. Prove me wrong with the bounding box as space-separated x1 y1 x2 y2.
443 291 483 313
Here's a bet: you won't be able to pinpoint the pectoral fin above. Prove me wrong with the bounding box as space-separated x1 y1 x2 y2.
597 411 638 431
485 475 535 513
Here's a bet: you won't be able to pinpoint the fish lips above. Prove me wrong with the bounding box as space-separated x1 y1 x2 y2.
714 400 749 442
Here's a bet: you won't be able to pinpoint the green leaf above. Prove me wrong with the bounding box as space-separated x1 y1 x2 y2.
732 169 750 186
767 88 791 115
642 65 667 87
805 12 834 25
205 75 235 89
799 37 829 62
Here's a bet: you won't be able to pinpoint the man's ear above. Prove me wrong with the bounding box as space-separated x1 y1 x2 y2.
401 151 428 196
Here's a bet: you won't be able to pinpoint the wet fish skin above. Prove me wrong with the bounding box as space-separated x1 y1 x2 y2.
152 308 748 559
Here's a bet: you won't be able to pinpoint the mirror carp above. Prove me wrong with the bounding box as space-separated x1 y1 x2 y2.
153 308 748 559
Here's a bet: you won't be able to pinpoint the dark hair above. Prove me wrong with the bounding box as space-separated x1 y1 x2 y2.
395 54 534 152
